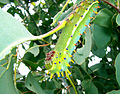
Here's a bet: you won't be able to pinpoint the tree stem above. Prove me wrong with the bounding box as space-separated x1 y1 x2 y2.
101 0 120 13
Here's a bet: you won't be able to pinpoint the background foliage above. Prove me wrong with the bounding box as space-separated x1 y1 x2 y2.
0 0 120 94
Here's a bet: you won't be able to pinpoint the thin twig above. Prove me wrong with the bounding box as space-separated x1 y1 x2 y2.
101 0 120 13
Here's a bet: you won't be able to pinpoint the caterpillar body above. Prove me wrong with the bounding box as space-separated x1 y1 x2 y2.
45 0 99 79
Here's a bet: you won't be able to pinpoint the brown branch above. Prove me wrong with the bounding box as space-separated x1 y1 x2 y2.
101 0 120 13
22 91 33 94
38 44 49 47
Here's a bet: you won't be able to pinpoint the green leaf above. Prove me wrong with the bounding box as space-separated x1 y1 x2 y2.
0 66 6 77
106 90 120 94
108 0 116 6
48 5 58 17
22 52 39 71
0 0 10 4
52 79 61 89
22 59 38 71
94 8 113 28
89 62 108 77
81 79 98 94
88 63 103 74
0 8 33 60
72 66 84 80
116 13 120 26
44 90 55 94
28 22 38 35
115 53 120 86
92 24 111 49
73 28 92 65
26 43 40 57
25 72 45 94
92 41 106 58
0 55 19 94
7 6 16 16
40 79 61 90
69 87 76 94
0 8 51 60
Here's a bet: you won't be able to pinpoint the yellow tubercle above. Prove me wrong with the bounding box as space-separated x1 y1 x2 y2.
93 11 98 14
65 71 68 77
69 55 73 57
67 69 71 75
57 72 60 77
61 71 64 77
73 50 76 53
71 59 75 63
50 74 54 79
67 63 70 67
78 40 81 43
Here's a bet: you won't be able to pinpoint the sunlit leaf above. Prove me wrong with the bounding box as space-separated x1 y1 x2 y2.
116 14 120 26
26 43 40 57
115 53 120 86
0 8 33 60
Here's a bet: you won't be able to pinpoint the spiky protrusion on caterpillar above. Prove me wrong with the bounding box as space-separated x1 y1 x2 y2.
45 0 100 79
45 50 75 79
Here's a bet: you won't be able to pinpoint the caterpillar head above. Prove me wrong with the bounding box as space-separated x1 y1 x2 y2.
45 50 73 79
45 51 55 69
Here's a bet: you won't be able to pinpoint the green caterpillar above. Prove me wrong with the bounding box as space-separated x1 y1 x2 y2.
45 0 99 79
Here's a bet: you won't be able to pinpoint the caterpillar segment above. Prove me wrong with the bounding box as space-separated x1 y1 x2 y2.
45 0 99 79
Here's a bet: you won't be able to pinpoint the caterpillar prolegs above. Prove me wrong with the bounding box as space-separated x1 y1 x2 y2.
45 0 99 79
